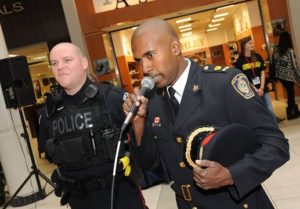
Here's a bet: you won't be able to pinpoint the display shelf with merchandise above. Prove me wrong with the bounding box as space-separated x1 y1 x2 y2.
117 56 144 93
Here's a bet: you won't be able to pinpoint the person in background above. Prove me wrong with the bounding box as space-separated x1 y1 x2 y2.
234 36 284 123
272 31 300 120
38 42 147 209
123 19 289 209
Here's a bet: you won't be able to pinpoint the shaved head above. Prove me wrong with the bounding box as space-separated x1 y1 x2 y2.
132 19 179 41
131 19 186 88
50 42 84 58
49 42 88 95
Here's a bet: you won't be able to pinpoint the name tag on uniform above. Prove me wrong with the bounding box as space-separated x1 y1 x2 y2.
252 76 260 85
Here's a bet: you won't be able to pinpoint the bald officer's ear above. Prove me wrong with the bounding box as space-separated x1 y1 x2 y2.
81 57 89 70
171 38 181 56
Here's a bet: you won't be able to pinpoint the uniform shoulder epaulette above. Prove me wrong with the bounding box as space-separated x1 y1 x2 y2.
202 65 231 73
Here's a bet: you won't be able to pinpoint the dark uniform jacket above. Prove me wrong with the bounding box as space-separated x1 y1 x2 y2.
39 78 126 178
39 78 146 209
131 61 289 209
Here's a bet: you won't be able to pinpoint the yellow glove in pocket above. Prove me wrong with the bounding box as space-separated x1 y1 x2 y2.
119 156 131 176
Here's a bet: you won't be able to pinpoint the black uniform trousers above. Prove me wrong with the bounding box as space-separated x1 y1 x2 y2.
68 179 146 209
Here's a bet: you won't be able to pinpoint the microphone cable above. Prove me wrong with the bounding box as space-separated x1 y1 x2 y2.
99 83 123 209
110 76 154 209
110 129 124 209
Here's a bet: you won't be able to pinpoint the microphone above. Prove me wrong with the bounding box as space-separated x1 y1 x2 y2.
121 76 155 131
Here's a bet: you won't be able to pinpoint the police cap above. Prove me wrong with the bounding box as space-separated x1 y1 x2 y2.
185 123 259 168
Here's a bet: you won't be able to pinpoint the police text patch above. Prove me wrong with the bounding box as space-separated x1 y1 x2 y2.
231 74 254 99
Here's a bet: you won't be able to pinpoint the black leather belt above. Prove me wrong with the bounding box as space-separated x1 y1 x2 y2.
60 173 122 195
170 181 228 203
170 182 193 201
84 174 122 192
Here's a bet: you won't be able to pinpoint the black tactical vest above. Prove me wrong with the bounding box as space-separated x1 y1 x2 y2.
45 84 124 172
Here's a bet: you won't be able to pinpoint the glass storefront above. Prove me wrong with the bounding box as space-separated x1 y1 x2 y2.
102 0 271 93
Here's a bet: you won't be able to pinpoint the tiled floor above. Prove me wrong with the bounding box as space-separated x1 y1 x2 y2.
1 100 300 209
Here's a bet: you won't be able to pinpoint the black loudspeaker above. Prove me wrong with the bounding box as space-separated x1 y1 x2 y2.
0 56 36 108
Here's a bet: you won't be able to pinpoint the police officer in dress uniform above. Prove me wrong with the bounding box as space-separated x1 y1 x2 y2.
38 43 147 209
123 19 289 209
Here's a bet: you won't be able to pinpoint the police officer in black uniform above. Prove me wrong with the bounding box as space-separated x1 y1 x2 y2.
39 42 147 209
123 19 289 209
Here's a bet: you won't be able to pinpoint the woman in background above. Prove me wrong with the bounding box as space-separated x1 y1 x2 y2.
272 31 299 120
235 36 279 123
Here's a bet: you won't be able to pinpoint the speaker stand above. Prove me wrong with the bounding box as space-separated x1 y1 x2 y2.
3 107 55 208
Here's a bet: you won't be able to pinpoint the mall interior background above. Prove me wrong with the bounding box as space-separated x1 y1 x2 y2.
1 0 300 99
0 0 300 206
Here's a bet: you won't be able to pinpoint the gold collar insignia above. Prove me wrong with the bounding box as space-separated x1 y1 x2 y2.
192 85 200 92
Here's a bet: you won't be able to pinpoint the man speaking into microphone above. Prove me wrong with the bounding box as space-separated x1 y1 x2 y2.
123 19 289 209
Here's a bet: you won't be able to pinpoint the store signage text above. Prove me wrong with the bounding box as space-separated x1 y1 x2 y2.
181 38 206 51
0 1 24 16
93 0 155 13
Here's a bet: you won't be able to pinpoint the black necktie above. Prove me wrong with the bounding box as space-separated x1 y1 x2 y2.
168 86 179 115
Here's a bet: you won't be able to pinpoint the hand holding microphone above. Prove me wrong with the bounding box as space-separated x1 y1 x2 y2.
122 76 155 132
112 78 154 209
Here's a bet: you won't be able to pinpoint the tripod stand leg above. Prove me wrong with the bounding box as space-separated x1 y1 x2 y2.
2 169 56 209
37 170 55 187
16 107 55 191
2 108 55 208
3 171 35 209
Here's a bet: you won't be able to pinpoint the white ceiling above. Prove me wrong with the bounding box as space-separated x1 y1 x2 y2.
104 0 249 33
8 42 51 78
168 5 239 36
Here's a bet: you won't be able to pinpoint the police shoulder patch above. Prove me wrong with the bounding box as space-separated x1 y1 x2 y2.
231 73 254 99
123 92 129 101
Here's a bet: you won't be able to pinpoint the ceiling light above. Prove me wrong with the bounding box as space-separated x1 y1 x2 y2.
181 31 192 37
180 28 192 33
33 56 47 60
208 23 221 28
207 28 218 32
216 4 235 11
214 12 229 18
176 17 191 24
212 18 225 22
178 24 192 29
